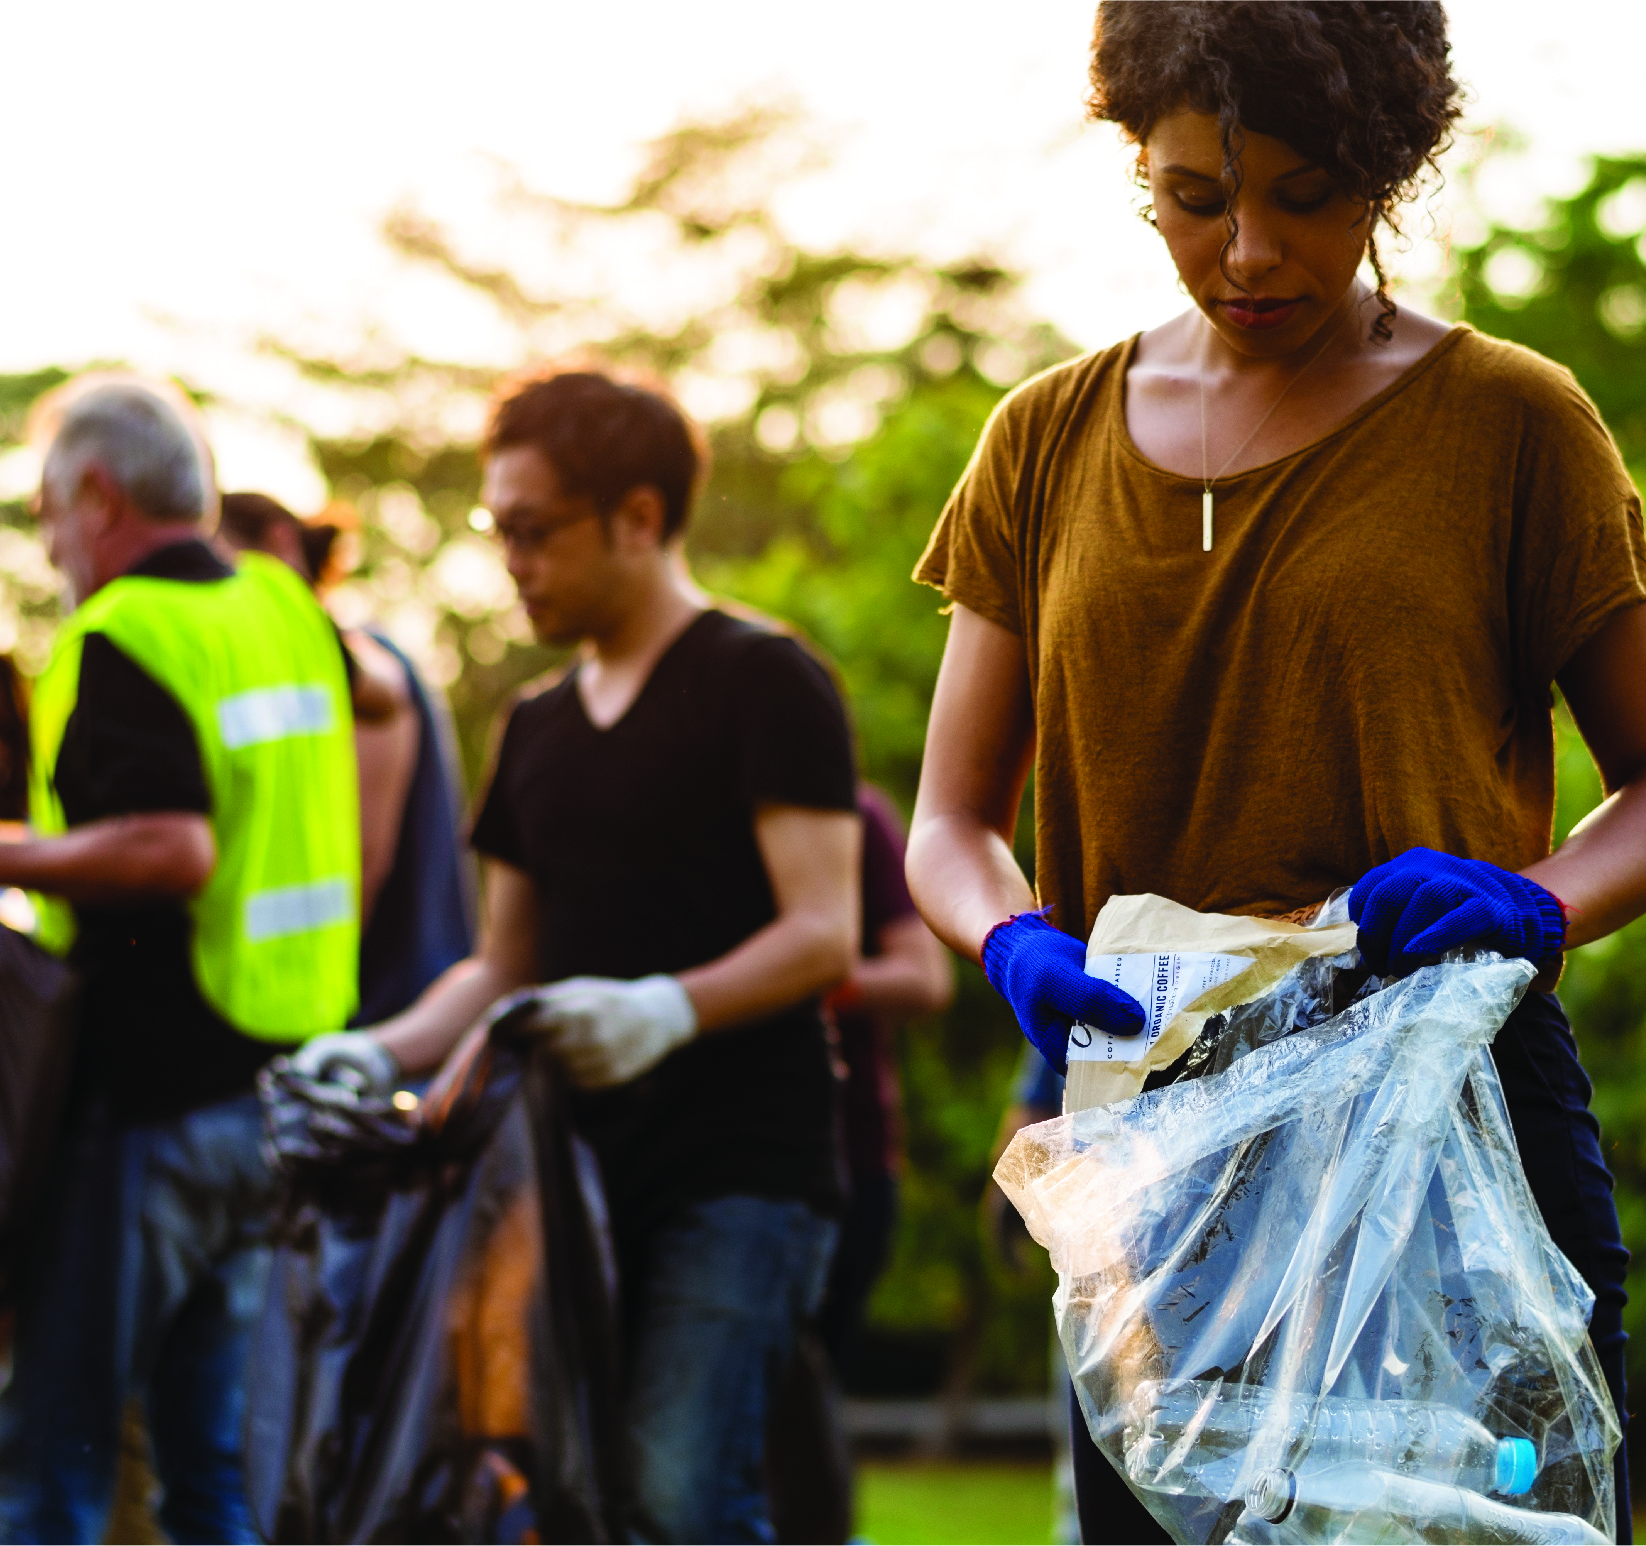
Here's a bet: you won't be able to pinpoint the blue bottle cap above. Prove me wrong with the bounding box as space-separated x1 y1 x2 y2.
1496 1437 1538 1496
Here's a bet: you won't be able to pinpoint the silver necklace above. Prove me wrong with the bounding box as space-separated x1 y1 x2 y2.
1197 306 1354 552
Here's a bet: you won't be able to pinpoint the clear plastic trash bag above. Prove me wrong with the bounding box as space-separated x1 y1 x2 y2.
247 1006 626 1543
995 902 1620 1545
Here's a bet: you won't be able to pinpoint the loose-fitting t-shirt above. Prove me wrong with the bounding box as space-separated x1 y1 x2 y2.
469 608 857 1249
915 327 1646 937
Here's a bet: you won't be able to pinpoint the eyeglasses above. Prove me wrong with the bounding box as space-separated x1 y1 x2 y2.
484 503 602 553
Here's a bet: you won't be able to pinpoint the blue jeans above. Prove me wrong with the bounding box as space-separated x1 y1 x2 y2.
623 1194 838 1543
0 1094 275 1545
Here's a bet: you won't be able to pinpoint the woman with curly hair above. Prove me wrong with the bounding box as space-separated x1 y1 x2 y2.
907 4 1645 1540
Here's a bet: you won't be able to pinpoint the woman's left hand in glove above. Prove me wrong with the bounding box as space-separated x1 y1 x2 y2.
1349 847 1567 975
522 974 698 1088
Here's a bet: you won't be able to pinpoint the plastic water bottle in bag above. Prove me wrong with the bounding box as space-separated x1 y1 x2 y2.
1126 1379 1538 1501
998 914 1620 1542
1231 1463 1609 1545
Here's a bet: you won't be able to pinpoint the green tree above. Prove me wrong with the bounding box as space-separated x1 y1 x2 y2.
0 368 73 672
1456 151 1646 1435
283 105 1073 1397
1456 153 1646 474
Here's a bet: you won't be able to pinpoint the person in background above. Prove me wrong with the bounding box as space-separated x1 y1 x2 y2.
985 1049 1077 1546
0 660 26 823
768 782 953 1544
219 492 474 1015
0 659 28 933
985 1048 1061 1276
0 378 362 1543
824 784 955 1365
299 365 861 1544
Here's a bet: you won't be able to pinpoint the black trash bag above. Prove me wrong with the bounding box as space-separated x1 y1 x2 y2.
0 921 79 1304
247 1006 625 1544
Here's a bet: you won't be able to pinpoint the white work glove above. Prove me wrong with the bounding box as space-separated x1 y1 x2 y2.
288 1031 399 1100
529 974 698 1089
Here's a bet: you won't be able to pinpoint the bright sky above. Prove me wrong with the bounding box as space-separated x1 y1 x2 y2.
6 0 1643 506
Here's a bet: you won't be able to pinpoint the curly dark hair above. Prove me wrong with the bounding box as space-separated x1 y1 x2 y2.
1088 2 1464 339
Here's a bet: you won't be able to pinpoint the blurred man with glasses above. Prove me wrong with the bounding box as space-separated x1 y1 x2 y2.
306 366 860 1544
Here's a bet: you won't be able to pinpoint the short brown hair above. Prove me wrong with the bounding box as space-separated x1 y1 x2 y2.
483 367 706 541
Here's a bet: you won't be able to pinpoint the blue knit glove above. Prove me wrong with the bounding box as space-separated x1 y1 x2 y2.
1349 848 1566 975
981 912 1146 1077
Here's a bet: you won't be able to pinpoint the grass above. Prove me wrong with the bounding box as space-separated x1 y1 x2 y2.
856 1460 1057 1545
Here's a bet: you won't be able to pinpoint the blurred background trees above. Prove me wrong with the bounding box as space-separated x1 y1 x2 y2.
1453 150 1646 1468
283 104 1074 1402
1 114 1643 1423
0 106 1075 1403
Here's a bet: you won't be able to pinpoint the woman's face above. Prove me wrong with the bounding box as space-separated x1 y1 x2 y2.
1145 110 1371 358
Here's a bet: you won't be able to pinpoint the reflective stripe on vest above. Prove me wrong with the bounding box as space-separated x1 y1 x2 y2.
28 552 360 1040
244 877 353 942
218 684 335 749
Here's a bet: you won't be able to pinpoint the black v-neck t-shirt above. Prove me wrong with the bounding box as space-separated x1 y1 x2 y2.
469 609 857 1243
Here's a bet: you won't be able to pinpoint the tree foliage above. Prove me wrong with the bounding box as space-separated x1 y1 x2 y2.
1456 151 1646 1436
0 367 73 669
1456 153 1646 473
0 107 1068 1398
279 106 1074 1395
15 117 1640 1419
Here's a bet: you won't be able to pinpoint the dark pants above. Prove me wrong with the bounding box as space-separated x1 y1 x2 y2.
816 1169 899 1382
766 1171 900 1543
1070 989 1632 1545
622 1194 838 1543
0 1095 275 1545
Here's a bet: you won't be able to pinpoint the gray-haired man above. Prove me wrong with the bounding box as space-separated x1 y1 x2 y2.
0 379 361 1544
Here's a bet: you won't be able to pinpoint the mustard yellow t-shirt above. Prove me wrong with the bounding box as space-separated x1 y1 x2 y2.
915 326 1646 938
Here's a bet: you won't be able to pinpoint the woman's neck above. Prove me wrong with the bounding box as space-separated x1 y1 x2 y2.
1124 286 1455 481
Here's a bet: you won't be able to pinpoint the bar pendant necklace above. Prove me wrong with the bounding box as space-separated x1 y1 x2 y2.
1197 310 1348 552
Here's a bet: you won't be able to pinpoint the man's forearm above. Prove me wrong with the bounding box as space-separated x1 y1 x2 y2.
371 955 533 1075
0 813 215 902
849 953 942 1017
846 916 954 1018
678 909 853 1034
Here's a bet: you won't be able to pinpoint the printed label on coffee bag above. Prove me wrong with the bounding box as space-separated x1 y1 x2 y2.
1068 952 1254 1063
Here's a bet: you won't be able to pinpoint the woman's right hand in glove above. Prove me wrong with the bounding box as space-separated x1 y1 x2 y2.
981 912 1146 1076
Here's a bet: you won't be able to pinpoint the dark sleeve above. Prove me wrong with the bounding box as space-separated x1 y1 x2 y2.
54 633 209 825
332 619 360 691
731 636 857 813
859 785 916 946
468 701 527 868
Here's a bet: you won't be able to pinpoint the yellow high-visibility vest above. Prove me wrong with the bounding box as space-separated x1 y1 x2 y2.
28 552 360 1040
